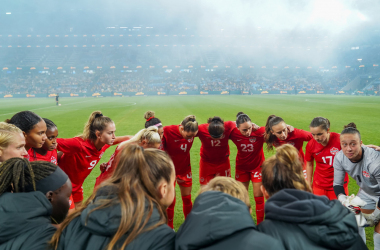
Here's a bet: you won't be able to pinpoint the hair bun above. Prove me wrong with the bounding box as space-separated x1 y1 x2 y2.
95 113 103 118
144 111 155 120
236 112 245 118
344 122 357 129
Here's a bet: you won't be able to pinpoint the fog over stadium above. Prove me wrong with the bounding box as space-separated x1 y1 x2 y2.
2 0 380 67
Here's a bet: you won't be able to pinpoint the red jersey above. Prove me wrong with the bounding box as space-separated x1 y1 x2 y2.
197 121 235 164
28 148 58 164
230 126 265 171
94 145 121 187
273 128 312 165
305 132 348 190
162 125 194 175
57 137 111 186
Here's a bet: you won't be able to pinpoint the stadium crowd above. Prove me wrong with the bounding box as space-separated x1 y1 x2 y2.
0 68 366 95
1 109 380 250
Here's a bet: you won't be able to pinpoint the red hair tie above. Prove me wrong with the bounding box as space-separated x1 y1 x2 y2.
146 116 154 122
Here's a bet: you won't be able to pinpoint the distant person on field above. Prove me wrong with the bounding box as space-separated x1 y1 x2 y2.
0 158 72 250
56 94 59 106
50 145 176 250
258 144 367 250
175 176 285 250
333 123 380 249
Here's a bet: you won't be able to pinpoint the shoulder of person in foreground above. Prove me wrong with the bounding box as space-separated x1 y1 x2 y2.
175 191 283 250
55 186 175 250
257 189 367 250
0 192 56 250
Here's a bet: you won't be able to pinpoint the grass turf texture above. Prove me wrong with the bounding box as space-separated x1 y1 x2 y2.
1 95 379 249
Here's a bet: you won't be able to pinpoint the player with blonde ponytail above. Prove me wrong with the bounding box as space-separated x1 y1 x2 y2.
95 126 162 187
57 111 130 207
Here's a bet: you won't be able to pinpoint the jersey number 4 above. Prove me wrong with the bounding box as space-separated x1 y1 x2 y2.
180 144 187 152
322 156 333 165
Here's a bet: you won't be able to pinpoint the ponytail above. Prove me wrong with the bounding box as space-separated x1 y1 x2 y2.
50 144 174 250
236 112 251 128
119 126 161 148
181 115 198 132
264 115 285 151
261 144 311 197
80 111 113 141
309 117 330 131
144 111 162 128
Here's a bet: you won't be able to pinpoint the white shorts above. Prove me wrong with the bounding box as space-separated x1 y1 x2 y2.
357 188 379 210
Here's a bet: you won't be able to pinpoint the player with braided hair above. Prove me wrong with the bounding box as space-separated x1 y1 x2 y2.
162 115 198 228
0 122 28 163
0 158 72 250
196 116 235 186
57 111 130 207
5 111 47 156
334 123 380 248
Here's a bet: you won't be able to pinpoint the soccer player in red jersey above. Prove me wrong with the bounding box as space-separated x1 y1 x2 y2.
265 115 312 178
6 111 47 158
94 126 161 187
57 111 130 207
28 118 58 164
230 112 265 224
306 117 349 200
197 116 235 186
144 111 164 149
163 115 198 228
27 118 76 210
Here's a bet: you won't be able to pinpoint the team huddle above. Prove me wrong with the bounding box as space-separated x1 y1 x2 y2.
0 109 379 250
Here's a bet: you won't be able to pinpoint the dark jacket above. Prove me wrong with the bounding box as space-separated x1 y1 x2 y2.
56 188 175 250
257 189 368 250
175 191 284 250
0 192 57 250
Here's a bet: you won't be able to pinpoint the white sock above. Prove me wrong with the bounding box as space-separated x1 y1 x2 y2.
358 227 366 244
374 232 380 250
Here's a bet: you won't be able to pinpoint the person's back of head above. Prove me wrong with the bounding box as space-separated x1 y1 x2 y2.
261 144 311 198
200 176 251 210
51 144 175 250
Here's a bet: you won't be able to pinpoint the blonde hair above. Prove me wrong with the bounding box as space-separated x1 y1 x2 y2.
261 144 311 196
119 126 161 148
79 111 113 141
50 145 174 250
200 176 251 209
0 122 23 150
181 115 198 132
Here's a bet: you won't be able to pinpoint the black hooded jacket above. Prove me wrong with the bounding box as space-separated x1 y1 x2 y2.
0 192 57 250
257 189 368 250
56 188 175 250
175 191 284 250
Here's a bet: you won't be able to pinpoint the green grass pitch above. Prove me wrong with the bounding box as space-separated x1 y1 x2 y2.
1 95 379 249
